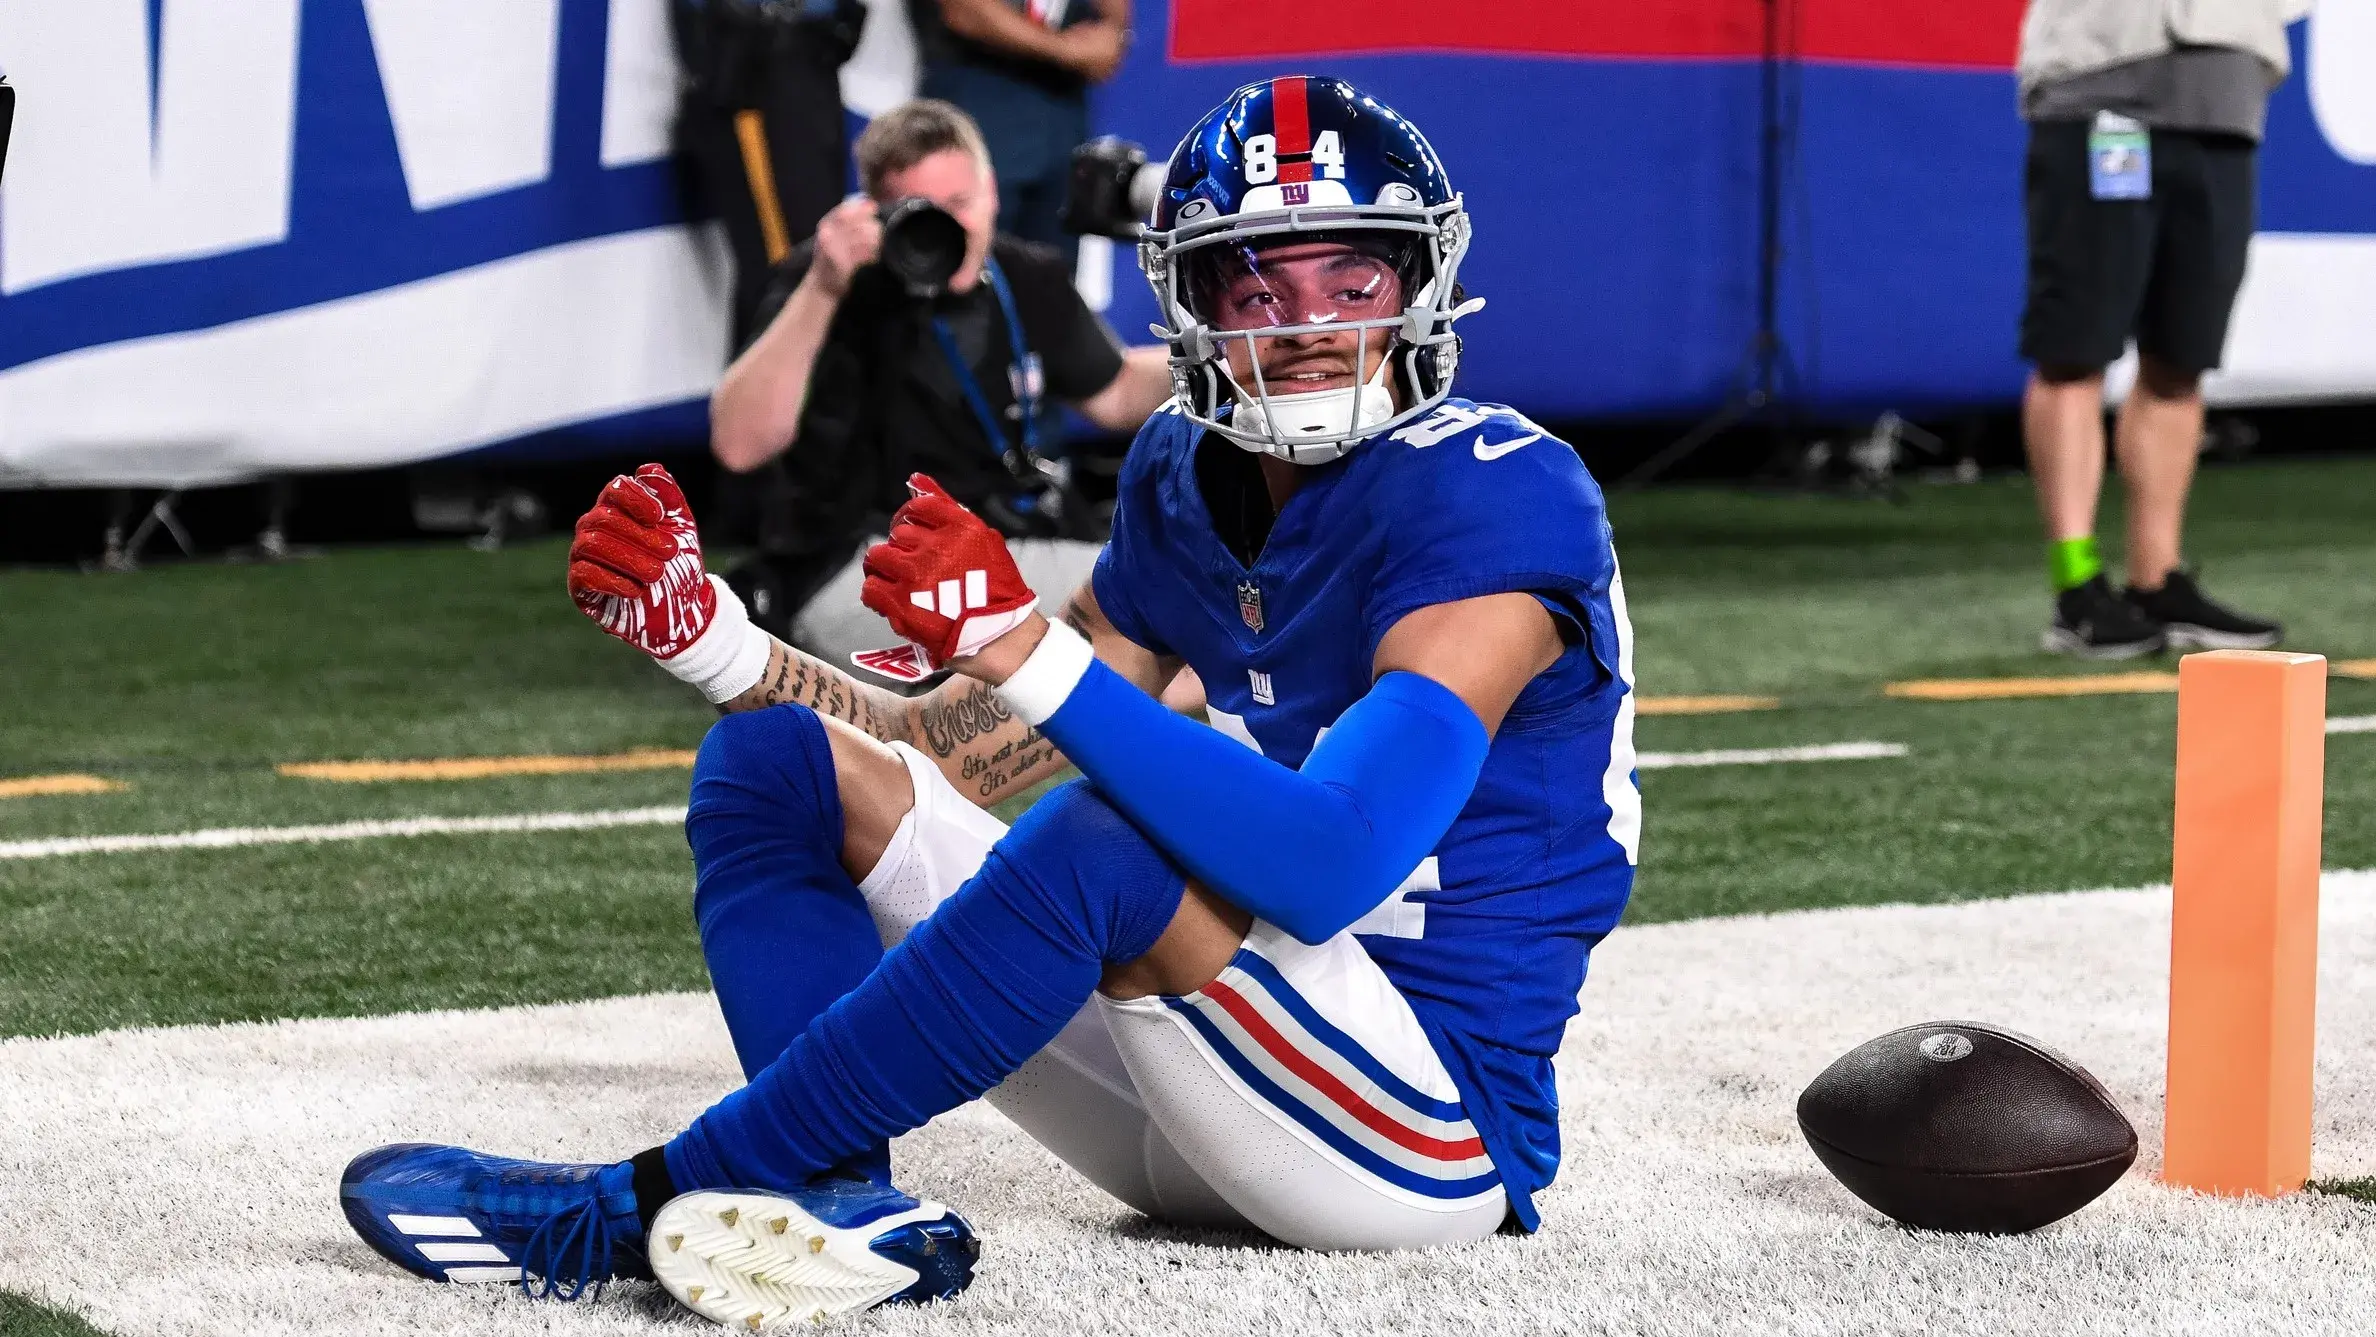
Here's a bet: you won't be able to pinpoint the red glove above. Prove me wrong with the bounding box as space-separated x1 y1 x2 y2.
567 464 715 661
859 474 1039 668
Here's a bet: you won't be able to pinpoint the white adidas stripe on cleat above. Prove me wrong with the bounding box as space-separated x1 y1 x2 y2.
385 1214 480 1237
439 1265 525 1283
649 1191 952 1329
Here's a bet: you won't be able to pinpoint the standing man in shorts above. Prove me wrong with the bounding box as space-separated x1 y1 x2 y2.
2016 0 2302 658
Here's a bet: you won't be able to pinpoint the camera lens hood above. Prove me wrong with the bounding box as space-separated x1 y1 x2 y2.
879 196 968 298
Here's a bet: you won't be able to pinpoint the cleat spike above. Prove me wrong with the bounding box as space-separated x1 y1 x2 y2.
666 1234 683 1252
686 1285 705 1303
770 1216 788 1235
719 1207 740 1227
807 1235 825 1254
746 1313 764 1331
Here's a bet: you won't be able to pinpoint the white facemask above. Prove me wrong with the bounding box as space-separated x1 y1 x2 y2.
1229 353 1397 464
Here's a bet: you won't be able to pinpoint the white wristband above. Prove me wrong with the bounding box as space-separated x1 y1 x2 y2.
658 574 774 704
993 617 1096 726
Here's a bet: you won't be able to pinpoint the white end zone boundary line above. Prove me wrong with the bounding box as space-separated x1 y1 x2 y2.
0 741 1921 863
1637 741 1908 769
25 714 2365 862
0 806 688 861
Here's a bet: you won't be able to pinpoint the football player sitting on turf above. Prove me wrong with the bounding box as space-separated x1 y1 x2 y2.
339 76 1640 1328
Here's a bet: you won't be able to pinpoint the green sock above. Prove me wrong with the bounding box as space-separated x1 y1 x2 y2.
2048 536 2103 592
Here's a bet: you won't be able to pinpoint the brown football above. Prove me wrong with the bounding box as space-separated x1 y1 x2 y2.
1797 1020 2137 1233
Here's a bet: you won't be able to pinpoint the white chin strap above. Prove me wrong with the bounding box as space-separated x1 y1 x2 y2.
1230 355 1396 463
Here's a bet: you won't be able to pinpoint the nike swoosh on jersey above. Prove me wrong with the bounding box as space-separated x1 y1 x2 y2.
1473 433 1541 460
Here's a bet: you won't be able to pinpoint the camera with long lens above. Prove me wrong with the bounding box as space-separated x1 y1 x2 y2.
878 196 969 299
1061 137 1167 240
1 75 16 185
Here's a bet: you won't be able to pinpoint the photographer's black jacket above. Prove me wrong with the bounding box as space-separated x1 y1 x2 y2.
762 233 1125 542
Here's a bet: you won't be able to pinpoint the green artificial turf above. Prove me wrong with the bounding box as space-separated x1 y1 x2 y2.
1613 459 2376 696
0 456 2371 1039
2312 1177 2376 1206
0 1293 110 1337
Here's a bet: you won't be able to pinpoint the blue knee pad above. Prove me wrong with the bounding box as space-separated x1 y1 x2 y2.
666 780 1187 1194
985 780 1187 965
685 705 890 1183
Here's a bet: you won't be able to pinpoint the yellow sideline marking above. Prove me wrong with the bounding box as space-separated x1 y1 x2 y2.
0 774 126 800
1636 695 1782 717
278 749 698 783
2336 659 2376 680
1885 672 2180 702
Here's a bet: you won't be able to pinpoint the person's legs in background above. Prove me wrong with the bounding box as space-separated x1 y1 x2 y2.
2019 120 2167 658
2023 363 2113 589
2116 131 2281 649
2112 353 2202 591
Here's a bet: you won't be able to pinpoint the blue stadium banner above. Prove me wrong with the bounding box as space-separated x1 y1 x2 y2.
2 2 2372 488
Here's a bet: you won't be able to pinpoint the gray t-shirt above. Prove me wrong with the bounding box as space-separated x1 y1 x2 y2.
2025 44 2274 139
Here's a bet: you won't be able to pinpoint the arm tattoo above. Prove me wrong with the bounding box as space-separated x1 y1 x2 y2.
958 728 1061 801
916 680 1017 757
734 642 912 744
1058 589 1102 640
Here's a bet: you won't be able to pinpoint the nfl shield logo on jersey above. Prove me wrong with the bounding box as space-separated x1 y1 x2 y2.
1237 579 1264 632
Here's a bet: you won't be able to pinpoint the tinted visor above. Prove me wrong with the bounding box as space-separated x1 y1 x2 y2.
1184 233 1416 333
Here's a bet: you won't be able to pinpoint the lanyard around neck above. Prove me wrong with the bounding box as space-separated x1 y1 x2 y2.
928 255 1041 462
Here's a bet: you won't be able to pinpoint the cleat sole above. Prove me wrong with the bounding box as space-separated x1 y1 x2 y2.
2162 622 2282 652
2041 626 2164 661
649 1191 973 1330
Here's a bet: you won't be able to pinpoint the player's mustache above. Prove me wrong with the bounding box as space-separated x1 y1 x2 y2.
1259 347 1363 382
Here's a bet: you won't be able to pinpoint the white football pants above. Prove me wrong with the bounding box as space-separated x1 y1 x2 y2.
852 743 1509 1251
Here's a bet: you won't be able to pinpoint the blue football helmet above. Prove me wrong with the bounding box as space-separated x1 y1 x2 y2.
1141 76 1479 463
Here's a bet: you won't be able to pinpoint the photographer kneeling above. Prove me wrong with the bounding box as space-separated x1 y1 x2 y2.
711 99 1171 670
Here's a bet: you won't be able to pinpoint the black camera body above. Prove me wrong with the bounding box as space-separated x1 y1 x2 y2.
1 76 15 186
878 197 969 299
1062 137 1167 240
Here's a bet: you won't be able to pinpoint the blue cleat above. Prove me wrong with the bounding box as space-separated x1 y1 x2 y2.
339 1143 647 1300
648 1179 978 1327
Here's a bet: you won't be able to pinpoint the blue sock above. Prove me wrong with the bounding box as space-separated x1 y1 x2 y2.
664 781 1185 1194
683 705 891 1183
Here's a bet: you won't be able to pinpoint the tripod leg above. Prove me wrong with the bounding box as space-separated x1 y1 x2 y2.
735 109 793 266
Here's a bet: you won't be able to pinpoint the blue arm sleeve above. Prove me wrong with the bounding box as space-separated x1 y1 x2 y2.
1032 661 1490 945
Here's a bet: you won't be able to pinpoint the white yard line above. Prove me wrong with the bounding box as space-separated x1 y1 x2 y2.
1636 741 1909 769
0 742 1909 861
2329 715 2376 735
0 806 688 861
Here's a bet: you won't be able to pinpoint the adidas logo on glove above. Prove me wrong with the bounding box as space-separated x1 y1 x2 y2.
909 571 996 619
854 476 1041 681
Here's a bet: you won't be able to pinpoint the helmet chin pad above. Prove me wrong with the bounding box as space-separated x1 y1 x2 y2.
1228 356 1396 464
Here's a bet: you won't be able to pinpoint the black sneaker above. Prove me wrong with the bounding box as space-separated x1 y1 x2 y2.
2043 575 2167 659
2127 568 2282 651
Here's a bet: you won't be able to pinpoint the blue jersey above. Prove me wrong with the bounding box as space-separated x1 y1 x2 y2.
1091 398 1639 1228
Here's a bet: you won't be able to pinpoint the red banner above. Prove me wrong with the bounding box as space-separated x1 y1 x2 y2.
1166 0 2022 73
